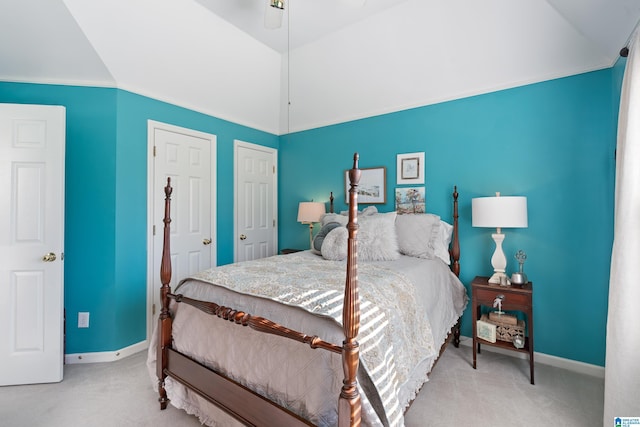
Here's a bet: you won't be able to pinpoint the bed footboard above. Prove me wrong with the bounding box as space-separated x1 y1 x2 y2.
168 294 342 354
157 154 365 426
166 348 313 426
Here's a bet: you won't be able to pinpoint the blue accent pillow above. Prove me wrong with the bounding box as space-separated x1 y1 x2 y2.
313 222 342 252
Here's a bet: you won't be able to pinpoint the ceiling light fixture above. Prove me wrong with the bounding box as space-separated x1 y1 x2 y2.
264 0 285 29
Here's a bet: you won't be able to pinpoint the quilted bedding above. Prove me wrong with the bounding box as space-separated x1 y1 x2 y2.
147 251 467 427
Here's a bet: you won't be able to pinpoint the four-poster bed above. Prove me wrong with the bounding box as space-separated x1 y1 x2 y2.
150 153 467 426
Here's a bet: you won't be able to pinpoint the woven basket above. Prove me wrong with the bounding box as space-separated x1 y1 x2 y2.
480 314 525 342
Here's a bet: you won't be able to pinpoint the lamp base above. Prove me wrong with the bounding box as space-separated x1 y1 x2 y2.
307 222 314 250
489 272 510 286
489 231 508 286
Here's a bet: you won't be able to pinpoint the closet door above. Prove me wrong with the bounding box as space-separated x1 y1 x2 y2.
0 103 65 385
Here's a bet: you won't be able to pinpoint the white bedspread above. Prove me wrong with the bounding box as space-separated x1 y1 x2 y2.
147 252 467 427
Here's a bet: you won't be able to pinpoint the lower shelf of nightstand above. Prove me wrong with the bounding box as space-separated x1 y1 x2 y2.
477 336 530 354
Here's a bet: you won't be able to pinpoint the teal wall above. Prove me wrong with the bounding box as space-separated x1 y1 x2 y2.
0 82 279 353
279 69 617 366
0 66 620 365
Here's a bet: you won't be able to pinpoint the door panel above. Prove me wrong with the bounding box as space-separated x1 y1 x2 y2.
148 122 216 339
0 104 65 386
235 142 277 262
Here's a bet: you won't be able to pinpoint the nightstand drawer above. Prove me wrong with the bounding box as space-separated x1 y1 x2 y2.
475 288 530 307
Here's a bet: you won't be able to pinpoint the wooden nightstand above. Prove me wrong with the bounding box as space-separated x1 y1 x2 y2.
471 275 535 384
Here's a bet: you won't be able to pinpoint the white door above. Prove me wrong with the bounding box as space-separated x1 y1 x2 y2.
234 141 277 262
147 121 216 339
0 104 65 385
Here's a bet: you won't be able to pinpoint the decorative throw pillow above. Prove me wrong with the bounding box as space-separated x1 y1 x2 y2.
320 213 349 227
321 226 348 261
339 206 378 216
357 212 400 261
395 213 442 260
313 222 342 253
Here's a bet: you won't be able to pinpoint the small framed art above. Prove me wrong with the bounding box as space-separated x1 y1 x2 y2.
395 187 425 214
345 167 386 204
477 319 497 343
396 152 425 185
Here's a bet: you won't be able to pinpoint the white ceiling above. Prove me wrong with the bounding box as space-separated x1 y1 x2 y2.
1 0 639 134
194 0 412 52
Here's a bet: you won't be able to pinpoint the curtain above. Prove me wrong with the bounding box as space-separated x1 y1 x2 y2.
604 30 640 423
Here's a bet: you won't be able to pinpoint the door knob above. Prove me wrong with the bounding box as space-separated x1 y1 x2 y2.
42 252 57 262
239 234 247 240
203 238 212 245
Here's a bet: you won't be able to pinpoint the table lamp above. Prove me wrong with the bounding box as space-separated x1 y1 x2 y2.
472 192 528 285
297 201 326 249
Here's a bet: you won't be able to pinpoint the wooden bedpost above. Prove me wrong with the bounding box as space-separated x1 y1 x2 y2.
450 186 461 348
450 186 460 278
339 153 362 427
157 178 173 410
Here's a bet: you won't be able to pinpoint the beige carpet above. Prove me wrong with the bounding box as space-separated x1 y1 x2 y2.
0 339 603 426
405 339 604 426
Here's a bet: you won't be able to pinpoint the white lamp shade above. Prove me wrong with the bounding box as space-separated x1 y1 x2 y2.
297 202 326 223
472 196 528 228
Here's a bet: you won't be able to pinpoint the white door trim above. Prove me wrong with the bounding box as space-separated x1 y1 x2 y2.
146 120 217 342
233 140 278 263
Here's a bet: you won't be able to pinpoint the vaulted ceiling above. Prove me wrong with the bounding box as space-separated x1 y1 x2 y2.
1 0 639 134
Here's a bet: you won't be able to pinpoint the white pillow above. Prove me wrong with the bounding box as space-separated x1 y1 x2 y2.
321 212 401 261
323 206 379 227
435 220 453 265
357 212 400 261
339 206 378 216
321 213 348 227
395 213 441 260
394 214 454 264
321 226 348 260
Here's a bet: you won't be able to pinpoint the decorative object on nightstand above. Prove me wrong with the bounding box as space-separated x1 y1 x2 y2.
471 275 535 384
511 250 528 284
513 334 525 349
472 193 528 285
297 201 326 250
476 319 497 343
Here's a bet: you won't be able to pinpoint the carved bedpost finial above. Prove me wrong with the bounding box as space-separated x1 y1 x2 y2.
165 177 173 198
349 153 361 190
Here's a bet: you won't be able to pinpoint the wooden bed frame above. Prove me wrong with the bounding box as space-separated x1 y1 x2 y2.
156 153 461 427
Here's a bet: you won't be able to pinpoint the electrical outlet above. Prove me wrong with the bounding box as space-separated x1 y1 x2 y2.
78 312 90 328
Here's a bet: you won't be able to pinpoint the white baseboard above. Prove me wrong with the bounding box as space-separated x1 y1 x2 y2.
458 335 605 379
65 340 149 365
